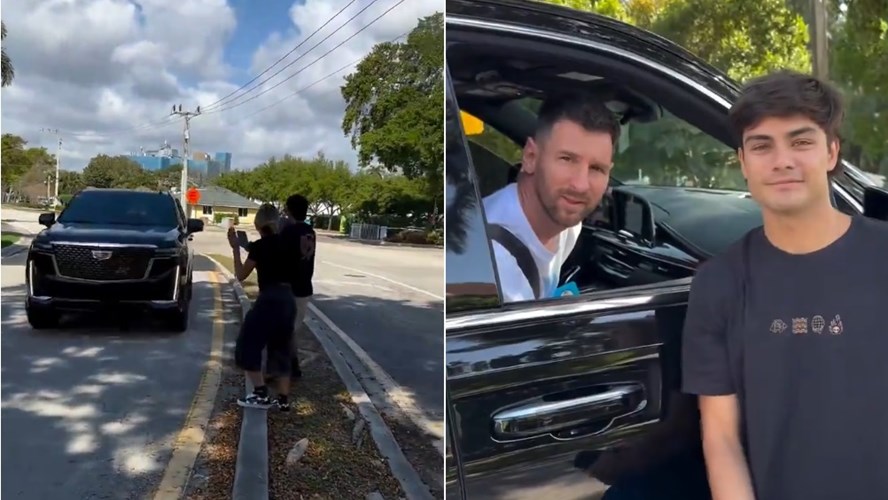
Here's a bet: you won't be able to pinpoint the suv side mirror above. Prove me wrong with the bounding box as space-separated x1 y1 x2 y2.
38 212 56 227
612 188 656 245
863 185 888 221
186 218 204 234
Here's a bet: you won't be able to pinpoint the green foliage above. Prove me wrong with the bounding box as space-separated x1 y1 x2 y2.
213 152 441 230
81 155 150 188
830 0 888 173
2 21 14 87
537 0 887 175
2 133 55 190
340 13 444 198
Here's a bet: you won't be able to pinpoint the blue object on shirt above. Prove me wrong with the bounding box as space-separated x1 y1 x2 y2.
553 281 580 298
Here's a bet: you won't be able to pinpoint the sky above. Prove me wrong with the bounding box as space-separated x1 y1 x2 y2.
0 0 443 172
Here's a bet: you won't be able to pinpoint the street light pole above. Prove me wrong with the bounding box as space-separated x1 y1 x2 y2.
40 128 61 207
811 0 829 80
170 104 201 209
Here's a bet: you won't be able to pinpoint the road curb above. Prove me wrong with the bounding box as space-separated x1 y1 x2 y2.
1 237 32 259
307 314 436 499
202 253 434 500
2 221 37 260
202 254 268 500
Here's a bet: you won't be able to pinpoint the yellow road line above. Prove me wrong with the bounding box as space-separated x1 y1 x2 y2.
153 271 225 500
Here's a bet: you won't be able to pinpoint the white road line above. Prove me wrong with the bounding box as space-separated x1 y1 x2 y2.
320 261 443 300
307 301 444 456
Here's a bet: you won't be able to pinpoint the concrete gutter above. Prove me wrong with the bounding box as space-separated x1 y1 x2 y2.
203 254 269 500
203 253 434 500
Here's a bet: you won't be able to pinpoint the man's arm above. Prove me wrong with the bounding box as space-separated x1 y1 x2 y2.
681 261 755 500
699 395 755 500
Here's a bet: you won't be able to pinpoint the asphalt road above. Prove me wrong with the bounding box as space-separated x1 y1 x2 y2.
191 227 446 429
0 246 240 499
1 208 445 441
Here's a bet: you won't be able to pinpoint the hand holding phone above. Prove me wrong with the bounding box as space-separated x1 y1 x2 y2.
236 230 249 249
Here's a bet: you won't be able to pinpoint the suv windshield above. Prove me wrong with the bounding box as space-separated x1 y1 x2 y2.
58 191 179 227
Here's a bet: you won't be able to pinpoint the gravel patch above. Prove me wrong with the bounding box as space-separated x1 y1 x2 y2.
267 329 404 499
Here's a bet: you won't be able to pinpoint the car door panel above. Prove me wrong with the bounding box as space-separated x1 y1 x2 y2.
447 281 703 499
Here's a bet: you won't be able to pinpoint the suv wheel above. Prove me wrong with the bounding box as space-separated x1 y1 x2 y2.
27 300 60 330
165 279 191 333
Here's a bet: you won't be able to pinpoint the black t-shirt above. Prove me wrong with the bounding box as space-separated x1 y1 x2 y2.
246 233 293 292
280 220 316 297
682 215 888 500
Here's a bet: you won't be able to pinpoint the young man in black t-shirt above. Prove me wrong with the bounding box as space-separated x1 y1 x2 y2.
280 194 316 378
228 204 297 410
681 70 888 500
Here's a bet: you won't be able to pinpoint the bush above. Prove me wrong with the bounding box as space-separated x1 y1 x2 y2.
426 229 442 245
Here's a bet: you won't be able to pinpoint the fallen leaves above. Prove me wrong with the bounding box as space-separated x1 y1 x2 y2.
267 330 403 499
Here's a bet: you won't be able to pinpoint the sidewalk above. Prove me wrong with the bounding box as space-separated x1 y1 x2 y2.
204 254 437 500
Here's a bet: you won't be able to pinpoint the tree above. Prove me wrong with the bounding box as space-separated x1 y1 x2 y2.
340 12 444 198
81 155 150 189
2 21 14 87
2 134 57 201
829 0 888 174
58 170 84 196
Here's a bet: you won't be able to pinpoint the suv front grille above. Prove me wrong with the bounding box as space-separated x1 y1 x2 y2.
54 245 153 281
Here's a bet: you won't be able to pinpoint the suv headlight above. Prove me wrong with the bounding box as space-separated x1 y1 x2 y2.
31 240 53 252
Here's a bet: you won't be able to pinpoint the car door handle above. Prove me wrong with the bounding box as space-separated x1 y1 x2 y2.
492 384 644 440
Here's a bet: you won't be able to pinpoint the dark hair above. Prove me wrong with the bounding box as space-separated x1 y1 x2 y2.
535 94 621 147
286 194 309 219
729 69 845 175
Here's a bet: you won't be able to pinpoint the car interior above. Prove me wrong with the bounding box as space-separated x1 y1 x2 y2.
449 34 859 297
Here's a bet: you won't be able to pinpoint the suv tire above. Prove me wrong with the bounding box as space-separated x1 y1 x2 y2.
27 301 60 330
165 279 192 333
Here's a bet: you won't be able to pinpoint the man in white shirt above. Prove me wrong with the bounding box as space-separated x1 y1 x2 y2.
483 94 620 302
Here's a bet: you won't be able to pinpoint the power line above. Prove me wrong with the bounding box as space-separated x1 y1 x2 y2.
29 0 407 141
202 0 362 110
235 32 409 122
204 0 385 112
207 0 406 115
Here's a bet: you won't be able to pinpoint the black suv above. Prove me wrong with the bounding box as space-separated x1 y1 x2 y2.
445 0 888 498
25 188 204 332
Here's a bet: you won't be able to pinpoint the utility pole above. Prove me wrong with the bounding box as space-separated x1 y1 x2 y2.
170 104 201 208
40 128 61 207
811 0 829 80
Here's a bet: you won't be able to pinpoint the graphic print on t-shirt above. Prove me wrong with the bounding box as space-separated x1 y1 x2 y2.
769 314 843 336
300 233 316 260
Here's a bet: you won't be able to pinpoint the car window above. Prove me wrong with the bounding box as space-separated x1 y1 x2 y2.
463 113 523 165
615 110 746 190
58 191 179 227
446 73 501 316
464 93 753 305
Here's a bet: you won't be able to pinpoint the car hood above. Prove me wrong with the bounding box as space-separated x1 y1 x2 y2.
35 222 180 248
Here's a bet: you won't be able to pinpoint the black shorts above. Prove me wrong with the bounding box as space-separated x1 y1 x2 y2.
234 285 297 375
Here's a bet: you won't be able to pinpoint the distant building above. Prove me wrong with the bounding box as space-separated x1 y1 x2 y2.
215 152 232 173
127 142 233 182
186 185 260 225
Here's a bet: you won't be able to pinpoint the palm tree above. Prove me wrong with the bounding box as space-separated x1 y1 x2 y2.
2 21 14 87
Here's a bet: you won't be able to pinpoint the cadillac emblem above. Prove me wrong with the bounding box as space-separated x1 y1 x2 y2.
91 250 113 260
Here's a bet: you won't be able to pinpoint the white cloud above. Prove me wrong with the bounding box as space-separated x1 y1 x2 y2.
0 0 443 173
